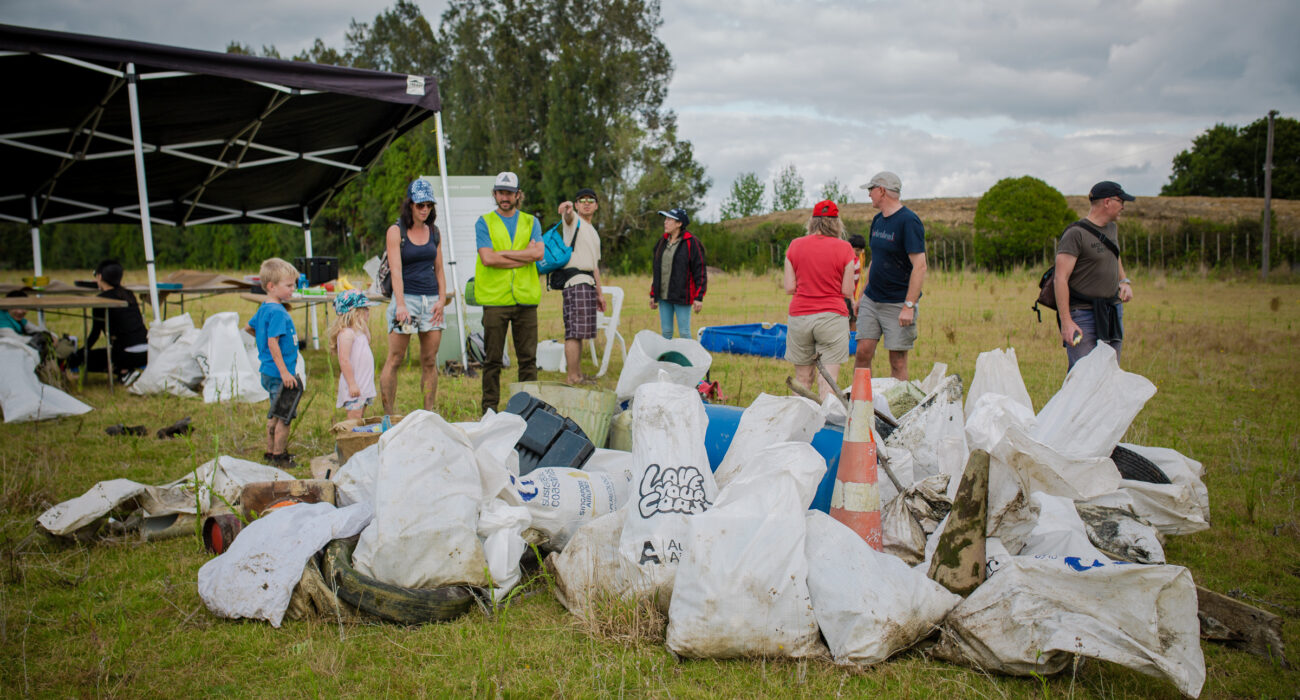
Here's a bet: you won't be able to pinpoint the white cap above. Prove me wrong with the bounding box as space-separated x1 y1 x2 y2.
494 171 520 192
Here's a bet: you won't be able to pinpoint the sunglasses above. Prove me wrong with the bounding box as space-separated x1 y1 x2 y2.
413 201 433 209
577 197 597 204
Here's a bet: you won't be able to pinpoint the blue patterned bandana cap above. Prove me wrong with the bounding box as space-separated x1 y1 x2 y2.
408 179 436 203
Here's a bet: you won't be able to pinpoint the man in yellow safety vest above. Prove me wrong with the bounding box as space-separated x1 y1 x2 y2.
474 171 545 414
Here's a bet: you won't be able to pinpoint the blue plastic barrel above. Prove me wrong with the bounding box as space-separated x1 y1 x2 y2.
702 403 842 513
699 323 858 358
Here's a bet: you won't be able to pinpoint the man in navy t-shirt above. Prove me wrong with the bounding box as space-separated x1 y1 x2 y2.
854 171 928 380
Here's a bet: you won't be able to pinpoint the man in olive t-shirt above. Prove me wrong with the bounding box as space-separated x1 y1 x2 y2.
1054 181 1135 370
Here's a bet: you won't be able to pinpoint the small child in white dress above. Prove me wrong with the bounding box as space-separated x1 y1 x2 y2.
328 290 379 420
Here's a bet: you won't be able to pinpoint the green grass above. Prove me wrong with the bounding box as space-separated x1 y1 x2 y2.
2 268 1298 698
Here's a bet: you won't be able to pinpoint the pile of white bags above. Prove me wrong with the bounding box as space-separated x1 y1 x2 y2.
712 393 824 487
0 334 93 423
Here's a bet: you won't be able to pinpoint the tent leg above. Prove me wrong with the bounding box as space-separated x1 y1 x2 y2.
434 112 469 370
126 62 162 324
30 196 45 326
303 207 319 350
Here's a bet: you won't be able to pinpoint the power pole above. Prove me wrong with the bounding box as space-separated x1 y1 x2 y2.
1262 109 1277 281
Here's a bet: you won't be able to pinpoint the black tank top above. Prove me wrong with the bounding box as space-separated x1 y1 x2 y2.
399 222 440 296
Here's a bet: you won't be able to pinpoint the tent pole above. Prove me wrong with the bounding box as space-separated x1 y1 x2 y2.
434 111 469 370
304 206 319 350
126 62 162 324
29 196 45 326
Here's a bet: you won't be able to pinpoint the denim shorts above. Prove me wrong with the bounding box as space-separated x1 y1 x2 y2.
261 372 302 424
386 294 446 334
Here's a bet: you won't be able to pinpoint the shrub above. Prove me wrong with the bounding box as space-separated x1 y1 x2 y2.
973 176 1075 270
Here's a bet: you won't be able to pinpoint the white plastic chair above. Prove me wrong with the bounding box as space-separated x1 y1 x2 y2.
590 286 626 377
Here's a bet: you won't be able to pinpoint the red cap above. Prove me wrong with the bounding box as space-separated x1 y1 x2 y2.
812 199 839 217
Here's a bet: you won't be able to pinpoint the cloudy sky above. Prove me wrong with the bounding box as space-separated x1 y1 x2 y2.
5 0 1297 219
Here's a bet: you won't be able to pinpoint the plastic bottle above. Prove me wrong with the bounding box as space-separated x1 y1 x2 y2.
381 414 392 432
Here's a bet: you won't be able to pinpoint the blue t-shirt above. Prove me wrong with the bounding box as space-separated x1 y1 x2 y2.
475 210 542 250
249 302 298 378
864 206 926 303
0 310 29 335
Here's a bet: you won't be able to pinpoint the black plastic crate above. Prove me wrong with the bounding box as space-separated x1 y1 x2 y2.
294 256 338 287
504 392 594 475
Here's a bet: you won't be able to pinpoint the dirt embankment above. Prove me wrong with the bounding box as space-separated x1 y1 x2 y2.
722 196 1300 234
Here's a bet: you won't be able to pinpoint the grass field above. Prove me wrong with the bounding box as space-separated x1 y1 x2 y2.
1 267 1298 698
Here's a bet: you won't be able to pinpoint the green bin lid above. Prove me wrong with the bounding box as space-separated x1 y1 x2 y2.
656 350 692 367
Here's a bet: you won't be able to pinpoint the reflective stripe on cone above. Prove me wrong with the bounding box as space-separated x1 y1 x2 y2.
830 368 883 550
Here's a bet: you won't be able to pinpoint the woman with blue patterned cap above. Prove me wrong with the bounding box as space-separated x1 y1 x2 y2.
379 178 446 413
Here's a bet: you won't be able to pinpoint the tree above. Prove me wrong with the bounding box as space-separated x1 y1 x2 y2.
1162 116 1299 199
771 163 804 211
973 176 1074 270
719 172 765 220
818 177 852 205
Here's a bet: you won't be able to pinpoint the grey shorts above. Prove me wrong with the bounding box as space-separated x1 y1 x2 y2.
857 297 919 351
387 294 446 334
785 312 850 365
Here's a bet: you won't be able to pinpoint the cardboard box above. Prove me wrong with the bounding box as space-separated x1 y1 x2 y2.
332 414 404 463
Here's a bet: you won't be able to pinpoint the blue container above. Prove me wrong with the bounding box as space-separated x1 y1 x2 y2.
699 323 857 358
702 403 842 513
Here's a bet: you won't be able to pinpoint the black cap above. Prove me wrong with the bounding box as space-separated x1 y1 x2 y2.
659 208 690 228
574 188 598 201
1089 181 1135 202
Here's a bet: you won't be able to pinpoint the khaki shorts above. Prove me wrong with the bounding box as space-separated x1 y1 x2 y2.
785 312 850 365
857 297 919 351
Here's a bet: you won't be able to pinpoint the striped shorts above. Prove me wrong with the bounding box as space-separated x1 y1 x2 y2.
562 283 599 340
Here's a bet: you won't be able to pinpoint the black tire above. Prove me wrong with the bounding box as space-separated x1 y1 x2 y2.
1110 445 1171 484
321 535 476 625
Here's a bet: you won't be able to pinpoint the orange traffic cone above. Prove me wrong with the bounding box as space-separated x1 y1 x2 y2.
830 368 882 550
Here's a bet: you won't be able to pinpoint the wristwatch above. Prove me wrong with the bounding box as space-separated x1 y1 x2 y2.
903 300 916 309
1119 278 1132 285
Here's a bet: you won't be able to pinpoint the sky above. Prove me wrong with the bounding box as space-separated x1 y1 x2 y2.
4 0 1298 220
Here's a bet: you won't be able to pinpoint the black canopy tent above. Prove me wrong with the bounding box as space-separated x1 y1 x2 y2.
0 23 470 362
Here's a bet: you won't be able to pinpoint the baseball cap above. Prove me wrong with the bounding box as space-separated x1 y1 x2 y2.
658 208 690 228
575 187 598 201
333 289 379 315
1088 181 1135 202
859 171 902 193
812 199 839 217
408 178 436 204
493 171 520 192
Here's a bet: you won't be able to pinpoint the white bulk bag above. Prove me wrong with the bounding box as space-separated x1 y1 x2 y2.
666 442 826 659
806 510 960 666
352 411 488 588
965 348 1033 420
194 312 269 403
0 336 92 423
614 330 712 401
617 379 717 607
198 502 373 627
713 393 824 487
934 555 1204 698
512 467 626 551
1032 343 1156 459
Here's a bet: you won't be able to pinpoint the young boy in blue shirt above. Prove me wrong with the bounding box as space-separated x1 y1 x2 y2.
245 257 302 467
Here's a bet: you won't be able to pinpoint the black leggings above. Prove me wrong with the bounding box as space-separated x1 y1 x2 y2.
67 347 147 376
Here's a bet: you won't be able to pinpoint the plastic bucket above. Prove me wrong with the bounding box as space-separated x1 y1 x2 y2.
508 381 618 449
702 403 843 514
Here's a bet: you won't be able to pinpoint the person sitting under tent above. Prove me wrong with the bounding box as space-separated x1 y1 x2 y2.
65 260 148 381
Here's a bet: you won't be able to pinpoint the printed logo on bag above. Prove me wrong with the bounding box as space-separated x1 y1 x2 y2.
406 75 426 96
638 539 684 566
515 476 539 502
637 464 712 518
